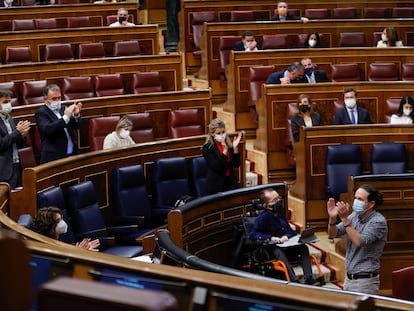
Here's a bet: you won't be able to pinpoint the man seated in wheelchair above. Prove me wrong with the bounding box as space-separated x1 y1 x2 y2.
249 188 323 286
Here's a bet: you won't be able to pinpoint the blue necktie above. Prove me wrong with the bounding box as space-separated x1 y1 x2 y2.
350 109 356 124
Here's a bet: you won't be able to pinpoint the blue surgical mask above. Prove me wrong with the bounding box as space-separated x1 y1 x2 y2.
304 67 313 76
352 199 366 215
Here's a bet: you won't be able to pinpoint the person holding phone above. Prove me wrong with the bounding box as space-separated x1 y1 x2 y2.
35 84 82 164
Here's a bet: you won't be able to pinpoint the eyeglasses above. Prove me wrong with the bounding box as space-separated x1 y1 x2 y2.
48 96 61 101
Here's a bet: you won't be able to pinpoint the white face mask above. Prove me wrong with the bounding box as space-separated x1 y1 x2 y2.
403 108 412 116
119 129 130 139
50 100 61 111
308 39 317 47
55 219 68 235
214 133 226 142
381 34 388 42
0 102 12 114
344 98 356 109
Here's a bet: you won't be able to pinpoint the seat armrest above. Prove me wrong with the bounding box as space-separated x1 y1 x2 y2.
113 216 145 226
75 228 108 240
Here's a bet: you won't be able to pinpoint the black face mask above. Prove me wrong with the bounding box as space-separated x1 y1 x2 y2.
118 16 127 23
269 200 284 214
299 105 310 113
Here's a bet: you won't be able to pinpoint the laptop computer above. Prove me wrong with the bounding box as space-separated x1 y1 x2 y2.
277 227 318 248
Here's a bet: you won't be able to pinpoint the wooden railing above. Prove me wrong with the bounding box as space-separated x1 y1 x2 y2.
0 24 159 61
224 48 414 132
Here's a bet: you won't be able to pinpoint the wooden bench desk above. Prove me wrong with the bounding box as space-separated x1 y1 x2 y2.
179 0 414 69
0 2 139 31
224 47 414 132
0 24 160 61
251 81 414 185
199 19 414 97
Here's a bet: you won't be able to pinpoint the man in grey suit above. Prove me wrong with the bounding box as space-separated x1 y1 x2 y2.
334 87 372 125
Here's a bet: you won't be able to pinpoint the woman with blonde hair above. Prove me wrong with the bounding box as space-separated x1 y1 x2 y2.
202 118 244 194
103 116 135 149
290 94 321 142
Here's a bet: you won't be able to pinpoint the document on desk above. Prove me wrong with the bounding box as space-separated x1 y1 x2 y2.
277 227 319 248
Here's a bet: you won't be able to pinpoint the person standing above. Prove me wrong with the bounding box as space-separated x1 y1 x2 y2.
0 89 31 189
327 184 388 295
35 84 82 164
202 118 243 194
333 87 372 125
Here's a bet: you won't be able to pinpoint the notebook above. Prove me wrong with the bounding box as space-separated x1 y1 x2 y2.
276 227 318 248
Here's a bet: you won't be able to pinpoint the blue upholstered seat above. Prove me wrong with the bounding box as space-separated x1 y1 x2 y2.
371 143 406 174
189 156 208 197
325 144 362 201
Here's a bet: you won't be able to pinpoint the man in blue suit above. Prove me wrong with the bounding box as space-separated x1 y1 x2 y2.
271 1 308 23
301 57 330 83
233 30 259 51
334 87 372 125
35 84 82 164
266 62 307 84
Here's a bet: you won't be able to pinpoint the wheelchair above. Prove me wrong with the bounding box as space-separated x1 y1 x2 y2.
232 211 325 284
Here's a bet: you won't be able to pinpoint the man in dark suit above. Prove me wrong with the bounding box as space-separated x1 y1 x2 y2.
334 87 372 125
271 1 308 23
266 62 307 84
301 57 330 83
233 30 259 51
35 84 82 164
0 89 30 189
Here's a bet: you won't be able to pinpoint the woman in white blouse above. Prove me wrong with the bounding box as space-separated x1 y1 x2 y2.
377 27 404 48
103 117 135 149
390 95 414 125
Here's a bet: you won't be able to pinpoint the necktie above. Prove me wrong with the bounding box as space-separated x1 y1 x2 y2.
350 109 356 124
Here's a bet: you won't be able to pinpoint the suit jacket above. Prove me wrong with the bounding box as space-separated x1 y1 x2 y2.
290 112 321 142
233 41 260 51
305 70 330 83
0 0 18 6
35 105 81 164
271 13 300 21
0 116 25 181
333 106 372 125
266 70 308 84
202 142 240 194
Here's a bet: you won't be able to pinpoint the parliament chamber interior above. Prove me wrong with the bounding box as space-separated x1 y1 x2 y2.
1 0 414 310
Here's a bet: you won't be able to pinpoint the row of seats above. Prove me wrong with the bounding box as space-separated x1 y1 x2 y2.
3 40 142 63
18 109 205 168
88 109 204 151
325 143 408 201
248 63 414 108
10 15 125 31
1 72 163 106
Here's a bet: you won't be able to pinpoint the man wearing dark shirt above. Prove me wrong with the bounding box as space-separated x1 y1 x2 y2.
271 1 308 23
250 188 321 285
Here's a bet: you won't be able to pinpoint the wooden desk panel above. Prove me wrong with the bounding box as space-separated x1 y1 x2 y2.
0 3 139 32
179 0 414 69
12 89 210 153
0 25 159 61
199 19 414 96
225 47 414 132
